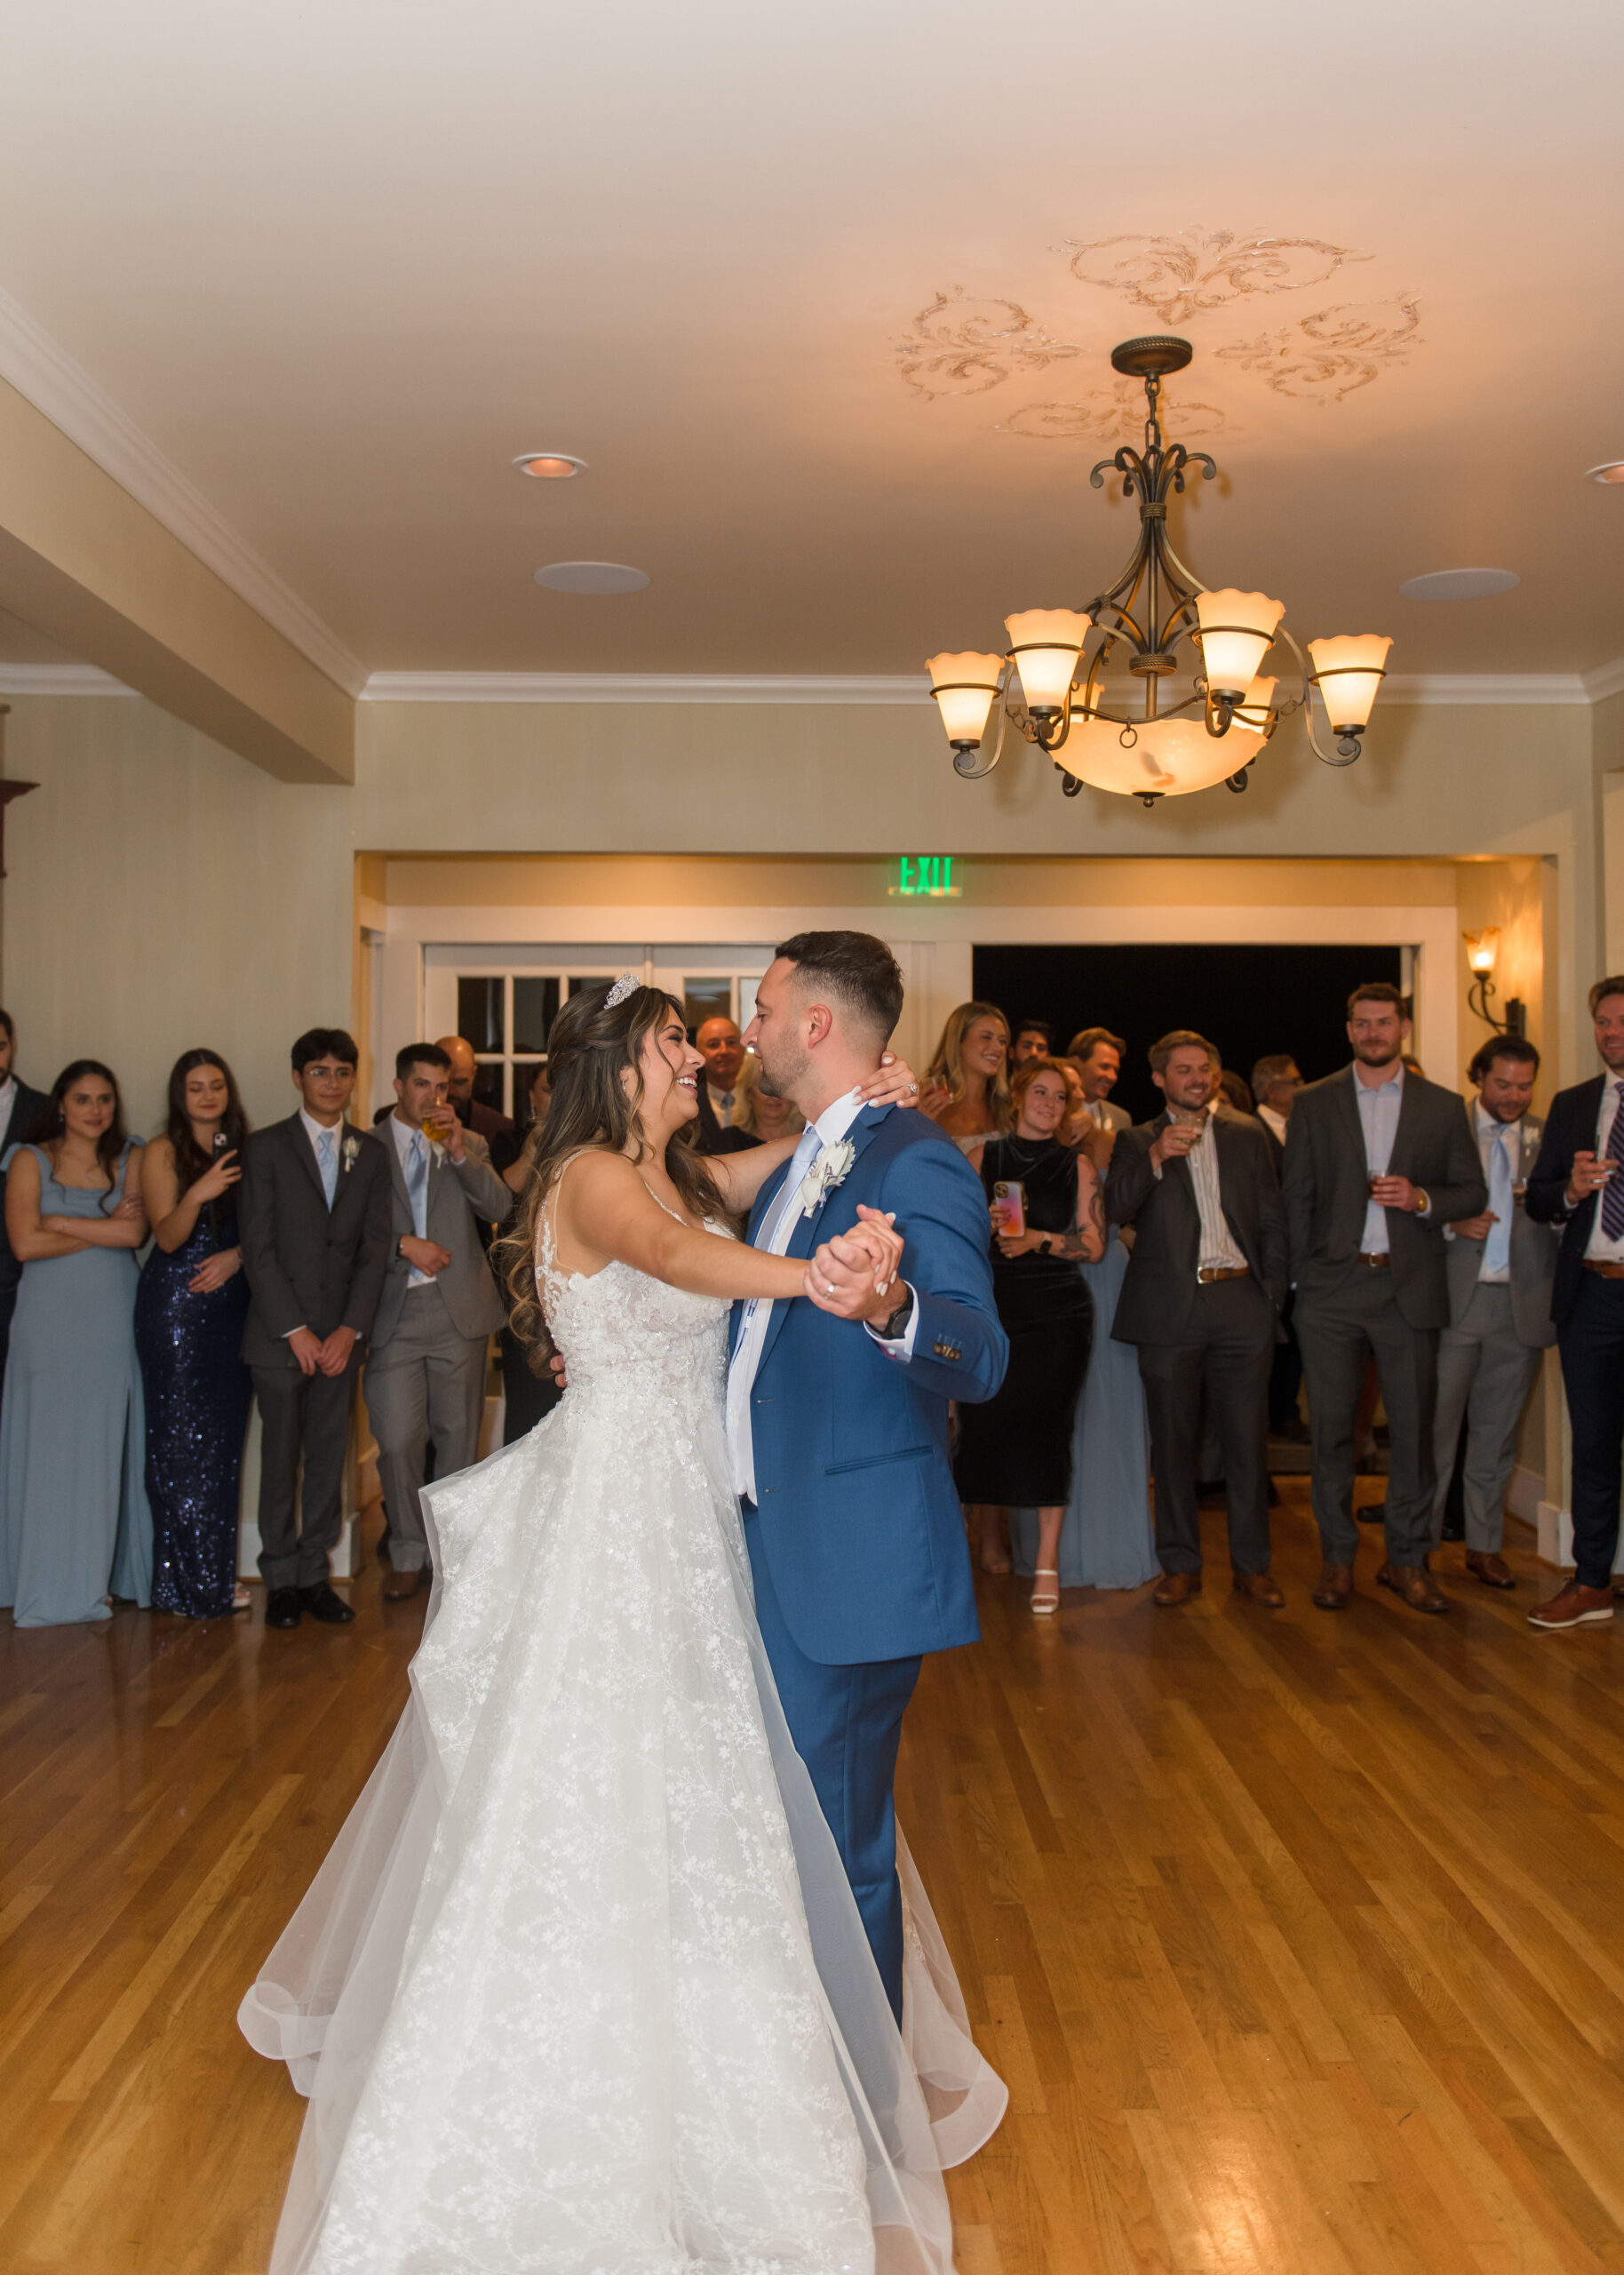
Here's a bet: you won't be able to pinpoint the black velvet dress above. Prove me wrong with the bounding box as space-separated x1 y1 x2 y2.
953 1136 1095 1506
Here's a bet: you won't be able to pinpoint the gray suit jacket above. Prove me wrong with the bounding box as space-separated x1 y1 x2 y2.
1443 1108 1559 1348
240 1114 394 1367
1284 1065 1486 1330
370 1119 514 1348
1105 1108 1287 1345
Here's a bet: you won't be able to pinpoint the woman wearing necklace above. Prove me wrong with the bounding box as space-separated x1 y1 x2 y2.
920 1001 1010 1153
956 1058 1104 1611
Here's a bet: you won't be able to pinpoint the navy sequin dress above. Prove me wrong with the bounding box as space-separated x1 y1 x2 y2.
135 1197 251 1618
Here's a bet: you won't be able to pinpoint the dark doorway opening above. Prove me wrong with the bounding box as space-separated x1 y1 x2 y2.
971 943 1404 1125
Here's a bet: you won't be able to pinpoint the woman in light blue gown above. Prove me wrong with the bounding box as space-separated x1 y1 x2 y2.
1011 1223 1158 1591
0 1062 151 1627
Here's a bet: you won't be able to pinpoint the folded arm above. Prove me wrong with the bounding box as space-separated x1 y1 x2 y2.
5 1149 87 1259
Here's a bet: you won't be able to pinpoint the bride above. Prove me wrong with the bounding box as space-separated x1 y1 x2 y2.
240 978 1005 2274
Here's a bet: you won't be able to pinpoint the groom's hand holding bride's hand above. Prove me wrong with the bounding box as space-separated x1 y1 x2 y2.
806 1204 905 1323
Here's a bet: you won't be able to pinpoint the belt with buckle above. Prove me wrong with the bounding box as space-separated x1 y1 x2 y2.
1583 1259 1624 1280
1197 1264 1250 1284
1357 1251 1391 1269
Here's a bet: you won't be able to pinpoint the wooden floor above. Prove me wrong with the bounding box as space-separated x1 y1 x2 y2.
4 1480 1622 2274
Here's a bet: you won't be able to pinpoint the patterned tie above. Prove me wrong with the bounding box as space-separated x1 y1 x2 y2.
1603 1082 1624 1241
407 1129 429 1239
1484 1123 1513 1274
317 1127 338 1209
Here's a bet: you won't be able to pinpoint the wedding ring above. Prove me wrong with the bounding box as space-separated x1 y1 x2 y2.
909 1082 918 1093
825 1281 836 1295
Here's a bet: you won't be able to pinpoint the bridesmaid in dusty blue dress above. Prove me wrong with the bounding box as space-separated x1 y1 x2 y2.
137 1050 253 1619
0 1062 151 1626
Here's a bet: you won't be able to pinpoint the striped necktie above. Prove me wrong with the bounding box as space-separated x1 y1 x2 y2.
1603 1082 1624 1240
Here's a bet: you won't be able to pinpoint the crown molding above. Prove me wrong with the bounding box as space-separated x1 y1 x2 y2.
1584 654 1624 705
0 283 367 698
0 661 135 697
1382 672 1589 705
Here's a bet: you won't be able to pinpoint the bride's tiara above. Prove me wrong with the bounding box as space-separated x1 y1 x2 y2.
604 971 641 1010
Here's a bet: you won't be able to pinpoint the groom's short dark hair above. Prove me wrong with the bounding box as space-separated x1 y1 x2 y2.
776 930 904 1044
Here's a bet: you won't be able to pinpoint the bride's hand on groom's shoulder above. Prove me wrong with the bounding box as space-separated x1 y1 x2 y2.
806 1207 904 1323
854 1052 924 1112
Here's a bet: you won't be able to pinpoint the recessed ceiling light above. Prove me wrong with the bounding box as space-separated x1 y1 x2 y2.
1398 568 1520 602
1585 461 1624 485
533 561 649 595
514 451 586 479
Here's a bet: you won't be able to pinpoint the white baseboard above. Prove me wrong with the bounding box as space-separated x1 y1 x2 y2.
1536 1499 1624 1573
235 1399 363 1584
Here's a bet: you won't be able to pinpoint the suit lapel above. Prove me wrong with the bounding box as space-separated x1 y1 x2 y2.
752 1103 894 1377
285 1113 330 1209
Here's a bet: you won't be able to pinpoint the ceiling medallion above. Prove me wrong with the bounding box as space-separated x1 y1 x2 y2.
925 338 1392 806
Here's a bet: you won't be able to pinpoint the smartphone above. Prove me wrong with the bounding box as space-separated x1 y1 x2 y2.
992 1179 1026 1237
212 1130 231 1159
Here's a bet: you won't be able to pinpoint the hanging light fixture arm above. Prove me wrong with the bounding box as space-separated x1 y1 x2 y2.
1273 627 1364 767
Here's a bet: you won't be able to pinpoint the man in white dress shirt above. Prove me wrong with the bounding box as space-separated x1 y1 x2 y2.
1067 1026 1130 1135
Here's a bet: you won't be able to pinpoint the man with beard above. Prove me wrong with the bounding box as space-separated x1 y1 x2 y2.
1284 983 1485 1613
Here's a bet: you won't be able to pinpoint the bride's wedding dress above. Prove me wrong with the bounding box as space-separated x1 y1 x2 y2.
241 1191 1004 2274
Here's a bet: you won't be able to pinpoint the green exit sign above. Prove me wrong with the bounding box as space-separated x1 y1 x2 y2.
889 856 962 898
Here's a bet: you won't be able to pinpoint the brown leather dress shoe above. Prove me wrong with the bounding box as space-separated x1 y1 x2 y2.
382 1565 426 1602
1152 1569 1202 1607
1528 1578 1614 1631
1232 1571 1285 1607
1311 1562 1353 1610
1464 1549 1516 1590
1377 1561 1448 1613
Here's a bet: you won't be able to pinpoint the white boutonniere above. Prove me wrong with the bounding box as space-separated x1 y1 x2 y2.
799 1137 856 1219
341 1134 361 1174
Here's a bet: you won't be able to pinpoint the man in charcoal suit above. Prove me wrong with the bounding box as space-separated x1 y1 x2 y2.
1106 1030 1288 1607
364 1042 513 1603
0 1010 47 1425
1431 1034 1557 1591
240 1027 393 1632
1285 982 1485 1614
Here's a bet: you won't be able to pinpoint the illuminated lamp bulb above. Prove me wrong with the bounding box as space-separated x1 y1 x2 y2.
925 652 1004 748
1462 927 1501 976
1002 609 1093 714
1195 590 1286 698
1308 634 1393 731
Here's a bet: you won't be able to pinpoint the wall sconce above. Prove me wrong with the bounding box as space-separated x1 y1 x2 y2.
1463 927 1525 1036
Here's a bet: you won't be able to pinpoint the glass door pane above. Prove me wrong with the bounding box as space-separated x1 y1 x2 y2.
456 975 505 1053
513 976 560 1055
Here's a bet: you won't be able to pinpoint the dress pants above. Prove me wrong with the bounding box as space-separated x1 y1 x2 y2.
1268 1290 1304 1432
1429 1280 1540 1553
1556 1271 1624 1590
744 1510 920 2023
364 1282 489 1571
1134 1276 1275 1577
251 1351 362 1591
1296 1268 1437 1566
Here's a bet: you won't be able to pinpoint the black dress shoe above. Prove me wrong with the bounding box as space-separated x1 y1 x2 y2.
299 1582 356 1625
265 1588 302 1630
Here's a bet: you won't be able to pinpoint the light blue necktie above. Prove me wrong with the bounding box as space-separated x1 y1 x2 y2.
317 1127 338 1209
407 1129 429 1239
1484 1122 1512 1275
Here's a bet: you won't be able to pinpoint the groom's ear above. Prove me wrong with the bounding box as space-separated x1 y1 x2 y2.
804 1002 835 1050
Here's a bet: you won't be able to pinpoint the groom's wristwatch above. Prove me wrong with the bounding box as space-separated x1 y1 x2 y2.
876 1284 915 1341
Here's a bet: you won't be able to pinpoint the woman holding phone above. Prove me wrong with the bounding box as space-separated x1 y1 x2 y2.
137 1050 254 1619
956 1058 1104 1612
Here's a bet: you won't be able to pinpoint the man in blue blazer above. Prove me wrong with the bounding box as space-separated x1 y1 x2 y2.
732 931 1007 2016
1524 975 1624 1630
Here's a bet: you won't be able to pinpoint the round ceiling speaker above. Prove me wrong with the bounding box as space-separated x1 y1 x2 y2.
1397 568 1520 601
533 562 650 595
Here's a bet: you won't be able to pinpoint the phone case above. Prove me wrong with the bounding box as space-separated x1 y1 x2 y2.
993 1179 1026 1237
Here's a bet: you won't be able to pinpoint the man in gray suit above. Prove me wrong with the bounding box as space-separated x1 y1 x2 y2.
1285 982 1486 1614
1432 1034 1557 1589
365 1042 514 1601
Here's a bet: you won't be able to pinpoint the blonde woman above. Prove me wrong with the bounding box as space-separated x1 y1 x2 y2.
920 1002 1010 1153
732 1050 806 1144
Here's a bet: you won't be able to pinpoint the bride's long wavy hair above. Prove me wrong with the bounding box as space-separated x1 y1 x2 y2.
497 980 722 1371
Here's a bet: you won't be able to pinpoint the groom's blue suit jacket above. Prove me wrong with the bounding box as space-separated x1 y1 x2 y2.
730 1102 1007 1667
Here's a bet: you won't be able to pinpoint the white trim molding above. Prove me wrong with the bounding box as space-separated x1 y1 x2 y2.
0 660 136 697
0 282 368 698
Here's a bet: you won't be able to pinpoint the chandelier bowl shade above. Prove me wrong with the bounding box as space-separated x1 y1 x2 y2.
925 651 1004 746
1055 715 1250 799
1307 635 1393 730
1194 589 1286 698
1003 609 1093 712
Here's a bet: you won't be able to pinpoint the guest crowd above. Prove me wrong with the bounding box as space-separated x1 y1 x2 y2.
3 969 1623 1640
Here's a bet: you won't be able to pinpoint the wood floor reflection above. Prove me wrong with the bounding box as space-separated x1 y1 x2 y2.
4 1478 1622 2274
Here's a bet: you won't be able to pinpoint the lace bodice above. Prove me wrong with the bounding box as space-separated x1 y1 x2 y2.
536 1188 733 1411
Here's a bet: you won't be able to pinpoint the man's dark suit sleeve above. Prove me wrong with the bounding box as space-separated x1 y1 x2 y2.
1104 1125 1158 1225
1526 1100 1576 1224
342 1143 394 1338
1281 1098 1318 1275
1430 1097 1488 1225
239 1136 305 1341
1254 1137 1288 1307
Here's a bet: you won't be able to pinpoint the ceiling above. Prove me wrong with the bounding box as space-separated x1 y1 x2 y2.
2 0 1621 682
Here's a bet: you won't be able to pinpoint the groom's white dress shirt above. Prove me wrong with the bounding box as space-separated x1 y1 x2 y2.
726 1092 919 1504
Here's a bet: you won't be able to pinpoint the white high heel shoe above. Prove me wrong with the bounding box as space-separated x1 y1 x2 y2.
1031 1569 1061 1616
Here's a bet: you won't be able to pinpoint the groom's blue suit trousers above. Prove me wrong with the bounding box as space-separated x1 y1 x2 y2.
745 1512 922 2021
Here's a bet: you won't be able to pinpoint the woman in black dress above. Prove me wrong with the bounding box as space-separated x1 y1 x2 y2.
136 1050 253 1618
955 1058 1105 1615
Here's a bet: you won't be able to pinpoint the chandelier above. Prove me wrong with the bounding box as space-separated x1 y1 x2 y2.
924 337 1393 804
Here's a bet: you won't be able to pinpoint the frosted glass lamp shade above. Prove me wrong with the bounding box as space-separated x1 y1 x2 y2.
1003 609 1092 713
1308 634 1392 730
925 652 1004 747
1196 589 1286 697
1230 675 1278 737
1462 927 1501 976
1055 714 1255 799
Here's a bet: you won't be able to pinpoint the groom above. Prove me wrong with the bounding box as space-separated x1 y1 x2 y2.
732 930 1007 2016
